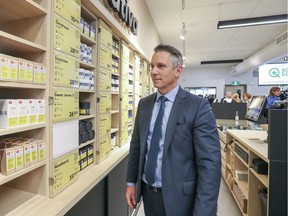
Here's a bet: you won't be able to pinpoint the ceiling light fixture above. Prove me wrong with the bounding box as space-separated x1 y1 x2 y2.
179 22 187 40
201 59 243 65
217 14 288 29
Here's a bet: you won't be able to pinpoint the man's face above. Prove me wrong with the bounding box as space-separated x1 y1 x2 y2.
150 51 182 94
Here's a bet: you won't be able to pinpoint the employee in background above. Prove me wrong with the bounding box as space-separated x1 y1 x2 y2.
233 93 242 103
264 86 281 118
220 91 235 103
125 44 221 216
266 86 281 108
243 92 252 106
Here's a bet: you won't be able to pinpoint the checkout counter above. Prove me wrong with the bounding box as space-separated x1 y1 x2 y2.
216 109 287 216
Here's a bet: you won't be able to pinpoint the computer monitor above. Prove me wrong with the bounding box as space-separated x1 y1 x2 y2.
245 96 267 123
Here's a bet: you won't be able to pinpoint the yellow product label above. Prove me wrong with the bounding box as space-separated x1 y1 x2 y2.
38 142 45 160
29 115 37 124
1 66 9 78
53 51 79 88
88 156 93 165
31 144 38 162
122 43 130 61
18 60 27 82
99 45 112 70
26 62 33 82
15 147 24 170
38 114 45 123
19 116 28 126
99 69 111 91
99 21 112 48
7 158 15 170
53 90 79 122
51 150 79 196
16 155 23 167
99 93 111 114
41 69 46 83
54 16 80 58
99 115 111 138
9 60 18 80
8 117 18 127
0 56 9 79
54 0 81 28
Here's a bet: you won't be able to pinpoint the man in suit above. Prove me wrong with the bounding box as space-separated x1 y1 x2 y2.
126 44 221 216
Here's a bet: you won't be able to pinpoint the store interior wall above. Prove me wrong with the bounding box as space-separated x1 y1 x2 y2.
179 66 271 100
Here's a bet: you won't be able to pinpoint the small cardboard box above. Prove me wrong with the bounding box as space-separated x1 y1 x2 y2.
33 63 42 84
14 145 24 171
9 56 18 81
0 147 15 175
0 99 19 128
18 58 28 83
37 99 45 123
27 99 38 124
18 99 28 126
37 140 45 161
30 141 38 165
23 142 32 168
26 61 33 83
0 53 10 81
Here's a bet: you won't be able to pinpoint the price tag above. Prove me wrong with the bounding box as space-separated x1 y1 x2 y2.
54 0 81 28
53 51 79 88
53 90 79 122
51 150 79 196
54 15 80 58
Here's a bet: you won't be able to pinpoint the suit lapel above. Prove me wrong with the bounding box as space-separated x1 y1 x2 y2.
163 88 186 155
140 93 156 154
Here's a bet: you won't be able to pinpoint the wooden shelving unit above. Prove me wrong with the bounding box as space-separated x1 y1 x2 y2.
218 129 269 216
0 0 153 214
0 0 50 214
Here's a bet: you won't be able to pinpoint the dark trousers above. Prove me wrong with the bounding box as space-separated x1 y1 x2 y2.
142 182 166 216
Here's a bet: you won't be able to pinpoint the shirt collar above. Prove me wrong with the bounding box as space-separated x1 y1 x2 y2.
156 85 179 103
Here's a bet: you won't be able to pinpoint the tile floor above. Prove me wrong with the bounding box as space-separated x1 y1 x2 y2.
136 178 242 216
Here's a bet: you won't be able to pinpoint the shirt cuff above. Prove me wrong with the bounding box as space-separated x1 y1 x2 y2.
127 182 136 187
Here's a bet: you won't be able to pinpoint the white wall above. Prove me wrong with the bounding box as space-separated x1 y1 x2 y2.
179 66 272 100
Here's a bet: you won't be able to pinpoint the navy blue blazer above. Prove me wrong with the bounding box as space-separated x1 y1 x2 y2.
126 87 221 216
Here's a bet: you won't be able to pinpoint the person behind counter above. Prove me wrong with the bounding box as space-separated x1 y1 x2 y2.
264 86 281 118
232 93 242 103
243 92 252 106
220 91 236 103
266 87 281 109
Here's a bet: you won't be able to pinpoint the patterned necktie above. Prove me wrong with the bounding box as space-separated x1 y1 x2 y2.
145 96 167 185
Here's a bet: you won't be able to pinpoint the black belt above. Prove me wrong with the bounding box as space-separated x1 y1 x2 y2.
142 181 162 192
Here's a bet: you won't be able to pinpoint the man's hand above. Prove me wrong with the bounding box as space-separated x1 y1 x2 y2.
126 186 137 209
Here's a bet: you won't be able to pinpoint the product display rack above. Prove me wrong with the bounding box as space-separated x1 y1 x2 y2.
0 0 153 214
0 0 50 214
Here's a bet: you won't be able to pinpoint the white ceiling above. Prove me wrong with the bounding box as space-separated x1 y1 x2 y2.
144 0 288 68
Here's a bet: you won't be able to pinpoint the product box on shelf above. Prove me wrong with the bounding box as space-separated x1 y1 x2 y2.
37 140 45 161
28 99 38 124
18 99 28 127
30 141 38 165
0 53 9 81
37 99 45 123
0 99 19 128
18 59 34 83
235 170 248 181
14 145 24 171
0 147 15 175
33 63 46 85
9 56 18 81
23 142 32 168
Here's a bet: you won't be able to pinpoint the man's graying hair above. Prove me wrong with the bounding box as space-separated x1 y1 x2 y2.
154 44 183 69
